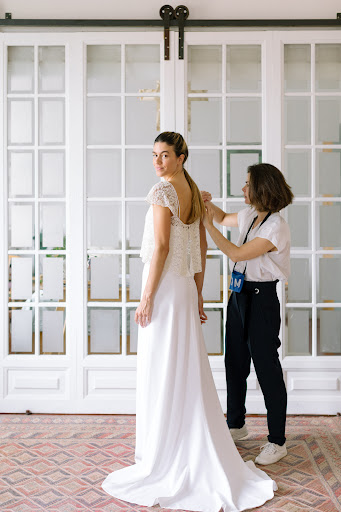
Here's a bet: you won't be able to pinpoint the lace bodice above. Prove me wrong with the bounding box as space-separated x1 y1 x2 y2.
140 181 202 277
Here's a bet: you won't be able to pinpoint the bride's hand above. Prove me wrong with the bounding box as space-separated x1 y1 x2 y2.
198 293 207 324
135 295 154 328
201 190 212 203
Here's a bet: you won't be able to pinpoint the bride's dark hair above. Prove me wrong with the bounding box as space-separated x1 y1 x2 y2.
154 131 205 223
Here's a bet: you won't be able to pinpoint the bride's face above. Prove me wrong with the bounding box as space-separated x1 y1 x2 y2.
152 142 183 179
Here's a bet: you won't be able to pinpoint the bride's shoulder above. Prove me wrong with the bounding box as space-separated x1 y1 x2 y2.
146 181 178 215
148 180 173 196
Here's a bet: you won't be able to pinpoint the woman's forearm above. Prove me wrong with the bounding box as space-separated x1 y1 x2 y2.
194 222 208 294
142 245 169 299
205 223 240 262
209 202 226 224
205 222 274 262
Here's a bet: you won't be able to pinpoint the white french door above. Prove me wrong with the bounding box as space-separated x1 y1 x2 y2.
180 31 341 414
0 31 172 413
1 30 340 414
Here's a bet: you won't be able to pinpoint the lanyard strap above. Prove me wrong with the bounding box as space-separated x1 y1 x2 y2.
233 211 271 275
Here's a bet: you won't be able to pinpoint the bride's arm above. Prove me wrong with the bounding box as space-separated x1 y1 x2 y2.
194 221 208 324
135 204 171 328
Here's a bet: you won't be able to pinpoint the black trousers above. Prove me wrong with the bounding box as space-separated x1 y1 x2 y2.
225 280 287 446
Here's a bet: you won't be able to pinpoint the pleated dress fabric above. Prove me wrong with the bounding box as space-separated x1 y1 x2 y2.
102 182 276 512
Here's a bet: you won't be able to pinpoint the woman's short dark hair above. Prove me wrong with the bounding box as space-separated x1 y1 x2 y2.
247 163 294 213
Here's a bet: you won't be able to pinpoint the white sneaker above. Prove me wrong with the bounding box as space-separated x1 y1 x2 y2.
255 442 287 465
229 424 248 441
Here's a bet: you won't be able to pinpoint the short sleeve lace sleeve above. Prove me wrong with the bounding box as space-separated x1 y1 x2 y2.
146 181 179 217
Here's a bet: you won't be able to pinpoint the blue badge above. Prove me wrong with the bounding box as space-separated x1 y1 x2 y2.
229 271 245 293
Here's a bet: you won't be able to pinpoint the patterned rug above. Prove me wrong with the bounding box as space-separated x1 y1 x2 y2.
0 414 340 512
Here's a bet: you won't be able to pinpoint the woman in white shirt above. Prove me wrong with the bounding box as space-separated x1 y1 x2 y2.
202 163 294 466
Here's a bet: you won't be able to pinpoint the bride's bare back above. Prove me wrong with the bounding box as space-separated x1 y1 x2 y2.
169 174 193 224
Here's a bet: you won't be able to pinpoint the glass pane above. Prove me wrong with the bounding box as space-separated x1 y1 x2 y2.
40 255 65 301
319 203 341 249
317 150 341 197
284 150 311 197
41 309 65 354
201 309 223 355
126 150 158 197
9 256 34 301
87 150 121 198
87 45 121 93
284 45 311 92
285 98 311 145
318 256 341 302
39 99 65 145
188 45 222 93
127 256 143 302
202 256 223 302
40 204 65 250
8 151 34 198
316 98 341 145
227 45 261 93
87 98 121 146
188 98 222 146
316 44 341 92
8 100 34 145
9 203 34 249
126 45 160 93
187 150 222 198
39 46 65 93
87 202 121 249
39 151 65 197
286 308 311 355
126 202 149 249
287 257 311 302
10 309 34 353
227 98 261 145
126 96 159 145
88 308 121 354
318 308 341 355
127 309 138 354
227 151 261 197
287 203 311 249
7 46 34 93
89 255 120 300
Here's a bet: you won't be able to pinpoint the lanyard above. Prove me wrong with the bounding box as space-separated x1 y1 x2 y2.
232 211 271 276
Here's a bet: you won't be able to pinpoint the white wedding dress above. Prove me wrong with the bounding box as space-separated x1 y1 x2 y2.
102 181 276 512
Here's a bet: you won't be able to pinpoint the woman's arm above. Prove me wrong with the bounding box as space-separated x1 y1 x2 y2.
135 204 171 327
194 221 208 324
201 192 238 227
203 203 275 262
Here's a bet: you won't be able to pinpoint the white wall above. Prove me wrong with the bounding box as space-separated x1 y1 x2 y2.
1 0 340 21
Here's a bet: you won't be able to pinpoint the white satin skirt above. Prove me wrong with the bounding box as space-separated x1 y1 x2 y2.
102 264 276 512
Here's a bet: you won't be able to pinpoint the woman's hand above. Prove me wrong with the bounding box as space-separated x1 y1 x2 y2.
135 294 154 328
203 201 215 229
201 190 212 203
198 293 208 324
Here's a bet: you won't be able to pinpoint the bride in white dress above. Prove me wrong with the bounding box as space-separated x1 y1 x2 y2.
102 132 276 512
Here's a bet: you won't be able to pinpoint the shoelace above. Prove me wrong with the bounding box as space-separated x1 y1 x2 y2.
259 442 277 454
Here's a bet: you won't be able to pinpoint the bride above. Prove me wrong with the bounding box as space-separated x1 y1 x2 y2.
102 132 276 512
